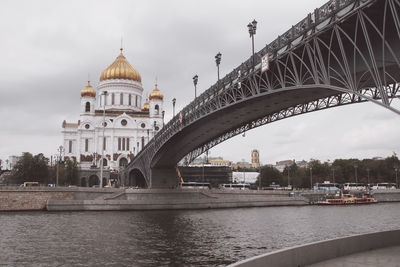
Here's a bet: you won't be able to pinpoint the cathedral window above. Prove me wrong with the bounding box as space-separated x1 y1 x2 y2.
141 136 145 150
69 140 72 153
118 137 130 151
155 105 159 115
120 93 123 105
85 139 89 152
141 123 145 128
129 94 132 106
85 124 90 129
121 119 127 126
135 95 138 107
103 137 106 150
85 102 90 112
112 93 115 105
103 158 108 167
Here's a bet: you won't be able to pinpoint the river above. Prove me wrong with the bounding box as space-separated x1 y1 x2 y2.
1 203 399 266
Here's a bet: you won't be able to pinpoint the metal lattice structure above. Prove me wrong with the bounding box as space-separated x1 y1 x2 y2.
126 0 400 187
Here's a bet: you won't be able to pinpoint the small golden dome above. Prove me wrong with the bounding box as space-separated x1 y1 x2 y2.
99 48 142 83
149 83 164 101
81 81 96 98
141 98 150 112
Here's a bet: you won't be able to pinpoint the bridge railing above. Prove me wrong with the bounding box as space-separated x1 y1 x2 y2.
133 0 360 164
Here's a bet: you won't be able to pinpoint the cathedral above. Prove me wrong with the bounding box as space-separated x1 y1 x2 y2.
62 48 164 186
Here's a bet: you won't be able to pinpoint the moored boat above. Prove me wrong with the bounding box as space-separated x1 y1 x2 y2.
316 190 377 205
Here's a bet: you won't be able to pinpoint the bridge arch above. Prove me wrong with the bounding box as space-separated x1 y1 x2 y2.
128 168 147 188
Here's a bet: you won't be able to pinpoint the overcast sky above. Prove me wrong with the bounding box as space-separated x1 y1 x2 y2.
1 0 399 167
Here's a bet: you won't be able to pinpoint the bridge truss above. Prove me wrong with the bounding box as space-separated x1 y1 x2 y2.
126 0 400 186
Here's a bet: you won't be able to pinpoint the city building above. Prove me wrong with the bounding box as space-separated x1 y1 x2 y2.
8 156 20 170
179 166 232 188
232 171 260 184
274 160 295 172
61 48 164 186
251 149 260 168
231 161 252 170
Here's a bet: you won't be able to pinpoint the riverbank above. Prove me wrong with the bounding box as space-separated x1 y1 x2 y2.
0 187 307 211
1 187 400 211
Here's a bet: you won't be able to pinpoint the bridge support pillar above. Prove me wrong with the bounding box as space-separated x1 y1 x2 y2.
150 168 179 188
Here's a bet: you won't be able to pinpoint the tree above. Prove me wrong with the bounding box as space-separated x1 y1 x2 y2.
65 158 79 185
257 165 282 187
11 152 50 184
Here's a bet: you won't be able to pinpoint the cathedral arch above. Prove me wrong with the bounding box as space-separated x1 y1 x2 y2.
89 175 99 187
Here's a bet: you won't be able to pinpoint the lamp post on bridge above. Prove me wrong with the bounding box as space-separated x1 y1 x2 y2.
247 19 257 69
172 98 176 117
193 74 198 100
162 110 165 127
310 166 313 190
56 145 64 187
366 168 370 186
354 164 358 184
215 52 222 83
100 90 107 188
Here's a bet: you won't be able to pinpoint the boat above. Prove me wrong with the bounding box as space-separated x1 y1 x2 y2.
316 190 377 205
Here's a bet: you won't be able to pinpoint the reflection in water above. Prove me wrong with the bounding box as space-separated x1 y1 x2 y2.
0 203 400 266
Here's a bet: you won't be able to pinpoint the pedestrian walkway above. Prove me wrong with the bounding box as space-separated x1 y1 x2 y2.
308 245 400 267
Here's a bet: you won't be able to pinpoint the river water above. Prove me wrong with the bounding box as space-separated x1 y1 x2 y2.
1 203 400 266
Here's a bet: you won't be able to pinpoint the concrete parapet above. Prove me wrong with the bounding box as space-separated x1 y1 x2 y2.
228 229 400 267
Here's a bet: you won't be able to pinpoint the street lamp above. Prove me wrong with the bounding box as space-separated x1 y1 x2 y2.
310 166 313 190
172 98 176 117
100 90 107 188
215 52 222 82
354 164 358 183
193 74 198 99
56 145 64 187
247 19 257 68
162 110 165 127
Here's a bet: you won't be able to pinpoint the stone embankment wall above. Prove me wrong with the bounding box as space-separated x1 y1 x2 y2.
0 187 120 211
0 190 74 211
47 189 309 211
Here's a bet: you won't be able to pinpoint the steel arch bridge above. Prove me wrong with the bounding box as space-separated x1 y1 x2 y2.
125 0 400 188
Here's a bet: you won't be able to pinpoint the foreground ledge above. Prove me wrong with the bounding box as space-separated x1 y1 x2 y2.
228 229 400 267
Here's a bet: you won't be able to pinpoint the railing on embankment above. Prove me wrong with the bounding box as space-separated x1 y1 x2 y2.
228 229 400 267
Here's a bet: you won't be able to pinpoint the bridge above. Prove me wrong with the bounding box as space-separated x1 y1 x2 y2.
125 0 400 188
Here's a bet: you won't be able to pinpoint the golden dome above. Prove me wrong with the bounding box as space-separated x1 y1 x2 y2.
141 98 150 112
149 83 164 100
81 81 96 98
99 48 142 83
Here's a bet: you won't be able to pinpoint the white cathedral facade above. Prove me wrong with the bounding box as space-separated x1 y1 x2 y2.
62 48 164 186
